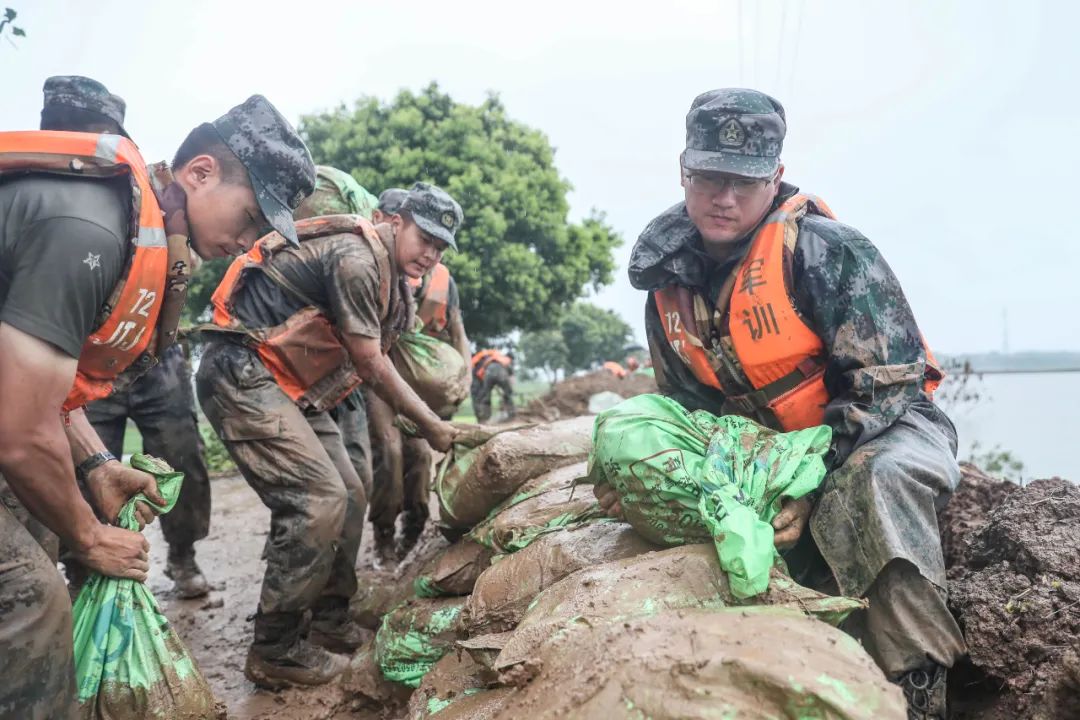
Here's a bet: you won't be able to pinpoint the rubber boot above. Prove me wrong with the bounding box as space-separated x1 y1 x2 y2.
245 610 349 689
373 526 397 570
309 597 373 655
164 545 210 599
896 664 947 720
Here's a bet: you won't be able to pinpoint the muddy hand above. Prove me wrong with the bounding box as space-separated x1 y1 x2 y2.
86 460 165 529
772 496 813 549
594 483 624 521
74 524 151 582
159 180 189 239
425 420 458 454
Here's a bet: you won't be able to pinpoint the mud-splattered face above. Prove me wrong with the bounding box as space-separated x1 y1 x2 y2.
682 163 783 254
391 215 447 279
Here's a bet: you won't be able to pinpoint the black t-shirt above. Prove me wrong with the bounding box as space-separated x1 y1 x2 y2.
0 174 130 357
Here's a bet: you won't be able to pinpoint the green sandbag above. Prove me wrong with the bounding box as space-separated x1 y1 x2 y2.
588 393 832 599
391 330 469 419
72 454 218 720
375 597 467 688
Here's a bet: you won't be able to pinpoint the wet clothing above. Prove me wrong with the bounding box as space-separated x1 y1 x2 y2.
365 389 433 537
0 502 76 720
631 182 966 673
197 342 366 615
0 174 129 357
328 395 373 500
415 269 461 344
85 344 210 551
472 362 514 423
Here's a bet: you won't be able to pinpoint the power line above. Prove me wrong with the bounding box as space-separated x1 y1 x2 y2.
737 0 745 85
753 0 761 87
776 0 789 91
787 0 806 98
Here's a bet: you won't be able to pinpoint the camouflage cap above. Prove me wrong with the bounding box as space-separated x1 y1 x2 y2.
378 187 409 215
683 88 786 178
400 182 463 250
294 166 378 221
42 75 128 137
211 95 316 246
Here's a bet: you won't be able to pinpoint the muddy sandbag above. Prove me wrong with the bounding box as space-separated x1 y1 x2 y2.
72 455 220 719
467 462 603 553
485 544 864 672
461 522 658 636
375 596 469 687
414 539 495 598
437 416 595 529
405 650 513 720
589 393 831 598
490 607 906 720
392 331 469 418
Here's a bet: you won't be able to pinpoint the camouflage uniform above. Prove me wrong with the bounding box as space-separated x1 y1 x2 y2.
85 344 211 557
630 89 965 705
39 74 128 136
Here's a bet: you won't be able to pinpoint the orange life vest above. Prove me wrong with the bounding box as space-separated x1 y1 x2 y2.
654 193 943 432
415 263 451 337
0 131 169 411
602 361 628 379
472 349 511 381
210 214 396 413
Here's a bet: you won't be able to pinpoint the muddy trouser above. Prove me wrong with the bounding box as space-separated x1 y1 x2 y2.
471 363 514 423
85 343 211 553
365 389 402 534
401 436 433 531
793 403 967 677
328 391 374 500
0 490 77 719
196 341 367 616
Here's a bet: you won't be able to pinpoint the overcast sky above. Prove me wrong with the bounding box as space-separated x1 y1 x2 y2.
3 0 1078 352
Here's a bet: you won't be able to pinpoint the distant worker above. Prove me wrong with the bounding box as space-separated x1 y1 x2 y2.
471 349 515 423
602 88 964 719
602 360 628 378
625 356 641 372
0 87 313 719
197 181 459 688
41 78 216 600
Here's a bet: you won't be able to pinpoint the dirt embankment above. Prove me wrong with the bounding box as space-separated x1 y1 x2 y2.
940 467 1080 720
519 370 657 421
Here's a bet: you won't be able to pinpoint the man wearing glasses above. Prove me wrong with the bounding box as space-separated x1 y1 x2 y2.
611 88 965 719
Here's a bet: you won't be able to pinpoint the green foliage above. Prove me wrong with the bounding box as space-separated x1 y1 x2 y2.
966 440 1024 483
520 302 632 377
297 83 621 341
200 424 235 473
183 258 231 324
0 7 26 42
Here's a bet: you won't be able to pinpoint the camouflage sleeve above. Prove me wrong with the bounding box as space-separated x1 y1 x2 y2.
644 293 728 414
792 218 930 467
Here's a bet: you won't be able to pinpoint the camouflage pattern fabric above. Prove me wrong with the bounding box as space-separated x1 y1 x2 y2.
0 498 77 720
399 182 463 250
42 75 126 132
211 94 316 245
681 88 786 178
85 344 210 551
196 342 367 615
471 362 514 424
328 397 374 500
294 165 378 221
630 181 966 674
363 388 402 533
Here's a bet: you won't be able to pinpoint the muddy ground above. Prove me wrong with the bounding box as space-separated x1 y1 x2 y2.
518 370 657 421
145 473 422 720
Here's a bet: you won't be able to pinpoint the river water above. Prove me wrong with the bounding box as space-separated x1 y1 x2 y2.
942 372 1077 482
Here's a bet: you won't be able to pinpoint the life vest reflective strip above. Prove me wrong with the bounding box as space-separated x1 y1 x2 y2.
416 263 451 336
210 214 393 409
655 193 944 432
471 349 510 380
0 131 168 411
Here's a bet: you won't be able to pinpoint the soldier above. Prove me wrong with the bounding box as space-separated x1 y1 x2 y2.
470 349 515 423
196 182 460 688
38 77 216 599
0 89 314 719
367 186 471 563
596 88 965 720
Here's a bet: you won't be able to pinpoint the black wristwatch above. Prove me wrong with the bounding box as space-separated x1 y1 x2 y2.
76 451 117 480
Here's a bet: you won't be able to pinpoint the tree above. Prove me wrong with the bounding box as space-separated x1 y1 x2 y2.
519 329 568 383
298 84 621 341
0 7 26 46
520 302 632 379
